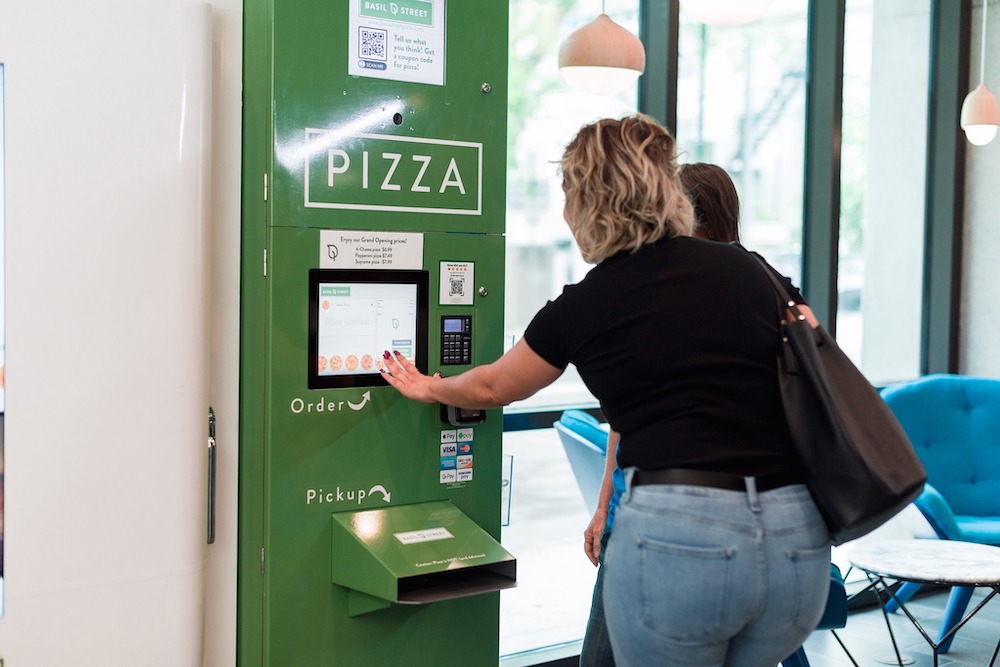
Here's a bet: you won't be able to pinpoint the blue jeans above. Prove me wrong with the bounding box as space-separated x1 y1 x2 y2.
580 530 617 667
603 471 830 667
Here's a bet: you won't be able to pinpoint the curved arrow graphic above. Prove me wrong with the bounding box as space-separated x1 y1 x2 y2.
348 391 371 411
369 484 391 503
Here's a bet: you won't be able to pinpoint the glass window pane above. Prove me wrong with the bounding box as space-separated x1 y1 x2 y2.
501 1 638 660
838 0 928 383
500 428 595 659
676 0 808 285
505 0 639 412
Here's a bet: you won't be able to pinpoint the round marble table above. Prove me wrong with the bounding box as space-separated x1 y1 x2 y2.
850 539 1000 667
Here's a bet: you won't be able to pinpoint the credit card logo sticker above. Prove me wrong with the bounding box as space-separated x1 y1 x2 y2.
457 428 474 441
457 469 473 482
440 443 457 456
441 429 457 443
440 470 457 483
440 457 457 470
456 455 473 469
458 443 472 455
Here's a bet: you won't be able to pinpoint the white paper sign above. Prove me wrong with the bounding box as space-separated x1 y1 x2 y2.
320 230 424 269
348 0 446 86
439 261 474 305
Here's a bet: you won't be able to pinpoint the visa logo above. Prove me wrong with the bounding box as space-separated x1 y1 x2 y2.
458 443 473 455
440 457 457 470
441 443 458 456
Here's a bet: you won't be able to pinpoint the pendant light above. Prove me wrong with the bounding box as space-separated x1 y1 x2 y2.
679 0 772 25
961 0 1000 146
558 3 645 95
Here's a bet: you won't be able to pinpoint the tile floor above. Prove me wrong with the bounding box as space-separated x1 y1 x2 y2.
798 586 1000 667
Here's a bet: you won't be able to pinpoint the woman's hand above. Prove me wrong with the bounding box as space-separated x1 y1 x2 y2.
584 507 607 566
379 339 564 410
380 350 440 403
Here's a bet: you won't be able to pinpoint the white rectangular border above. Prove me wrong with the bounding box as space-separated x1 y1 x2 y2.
303 129 483 215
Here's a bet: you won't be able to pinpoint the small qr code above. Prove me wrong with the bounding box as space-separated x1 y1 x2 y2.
449 277 465 297
360 28 387 61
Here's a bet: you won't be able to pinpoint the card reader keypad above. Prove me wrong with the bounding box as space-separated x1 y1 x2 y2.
441 315 472 365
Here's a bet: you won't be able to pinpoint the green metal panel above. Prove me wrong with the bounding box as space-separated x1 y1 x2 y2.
240 0 510 664
330 500 515 604
237 0 272 662
269 0 507 234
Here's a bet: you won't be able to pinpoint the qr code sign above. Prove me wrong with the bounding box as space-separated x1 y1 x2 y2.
359 27 387 61
449 277 465 297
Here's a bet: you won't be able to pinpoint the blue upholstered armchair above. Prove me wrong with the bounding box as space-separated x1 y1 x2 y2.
553 410 609 516
879 373 1000 652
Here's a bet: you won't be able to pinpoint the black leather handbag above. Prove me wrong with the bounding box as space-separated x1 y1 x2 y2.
749 252 927 545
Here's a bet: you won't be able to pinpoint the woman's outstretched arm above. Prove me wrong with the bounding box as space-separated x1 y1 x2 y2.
380 337 564 408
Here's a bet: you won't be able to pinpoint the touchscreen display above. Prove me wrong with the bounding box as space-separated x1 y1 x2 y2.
316 281 417 376
308 269 428 389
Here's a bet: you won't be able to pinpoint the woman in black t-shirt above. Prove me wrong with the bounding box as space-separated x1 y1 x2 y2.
381 114 830 667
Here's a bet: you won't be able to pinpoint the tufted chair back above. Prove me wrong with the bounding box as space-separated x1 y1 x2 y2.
880 373 1000 521
878 374 1000 652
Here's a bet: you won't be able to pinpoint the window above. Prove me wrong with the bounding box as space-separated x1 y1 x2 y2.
501 1 639 660
505 0 640 412
676 0 809 283
498 0 962 661
838 0 930 383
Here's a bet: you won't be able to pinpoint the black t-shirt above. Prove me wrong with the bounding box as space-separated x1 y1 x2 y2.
524 236 806 478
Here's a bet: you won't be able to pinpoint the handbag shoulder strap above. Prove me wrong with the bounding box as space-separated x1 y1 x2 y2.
743 248 807 323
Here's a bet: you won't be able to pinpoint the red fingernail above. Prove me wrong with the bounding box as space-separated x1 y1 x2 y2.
383 351 391 359
393 350 401 356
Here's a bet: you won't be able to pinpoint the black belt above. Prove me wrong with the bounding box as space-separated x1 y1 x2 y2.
632 468 801 492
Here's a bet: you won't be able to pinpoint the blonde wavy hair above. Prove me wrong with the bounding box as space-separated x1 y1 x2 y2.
561 114 694 263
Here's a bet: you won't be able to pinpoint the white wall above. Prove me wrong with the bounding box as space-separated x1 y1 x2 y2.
961 0 1000 377
203 5 242 667
0 0 243 664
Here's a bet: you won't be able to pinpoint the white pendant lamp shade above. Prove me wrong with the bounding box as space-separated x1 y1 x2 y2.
680 0 772 25
558 14 646 95
961 83 1000 146
963 0 997 145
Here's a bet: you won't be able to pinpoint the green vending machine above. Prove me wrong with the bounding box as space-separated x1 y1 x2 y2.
239 1 512 665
